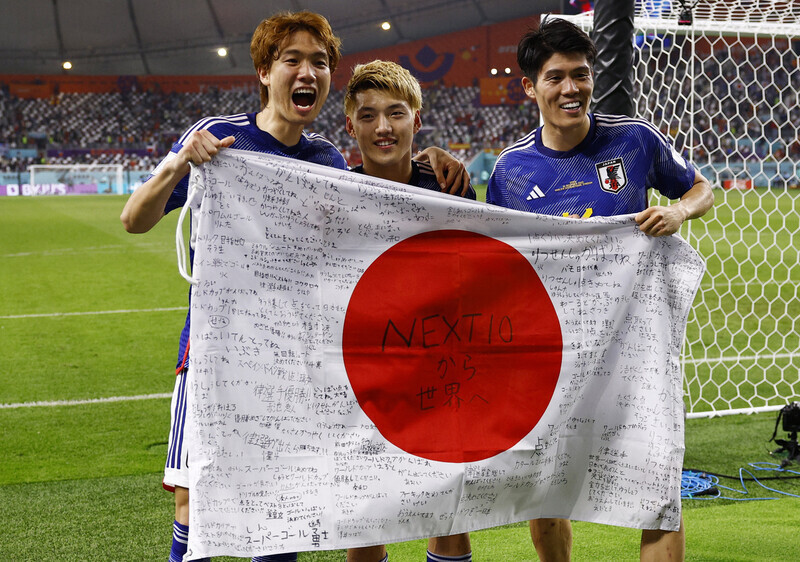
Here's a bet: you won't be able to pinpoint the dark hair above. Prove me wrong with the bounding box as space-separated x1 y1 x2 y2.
517 18 597 83
250 11 342 109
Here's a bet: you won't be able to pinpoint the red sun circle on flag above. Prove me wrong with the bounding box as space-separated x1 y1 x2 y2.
342 230 562 463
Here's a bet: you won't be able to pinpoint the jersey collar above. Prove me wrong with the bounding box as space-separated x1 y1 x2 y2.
534 113 596 159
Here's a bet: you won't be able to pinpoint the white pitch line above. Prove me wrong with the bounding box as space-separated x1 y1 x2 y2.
0 307 185 319
1 393 171 409
2 242 167 258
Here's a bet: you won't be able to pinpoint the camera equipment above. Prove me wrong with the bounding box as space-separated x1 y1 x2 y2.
770 402 800 467
677 0 696 26
780 401 800 432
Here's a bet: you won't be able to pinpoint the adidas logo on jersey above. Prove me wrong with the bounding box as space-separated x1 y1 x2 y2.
526 185 545 200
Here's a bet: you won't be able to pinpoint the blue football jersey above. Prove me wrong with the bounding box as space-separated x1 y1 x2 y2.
486 113 696 217
351 160 477 200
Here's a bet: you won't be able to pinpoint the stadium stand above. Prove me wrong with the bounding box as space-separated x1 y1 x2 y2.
1 42 798 179
0 77 544 176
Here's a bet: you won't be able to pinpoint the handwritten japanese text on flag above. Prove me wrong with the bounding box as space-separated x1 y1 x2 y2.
182 149 704 559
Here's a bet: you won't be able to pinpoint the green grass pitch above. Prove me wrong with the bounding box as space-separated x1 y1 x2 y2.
1 192 798 561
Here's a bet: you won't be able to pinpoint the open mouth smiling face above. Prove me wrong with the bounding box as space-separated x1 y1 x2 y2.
292 87 317 111
260 30 332 129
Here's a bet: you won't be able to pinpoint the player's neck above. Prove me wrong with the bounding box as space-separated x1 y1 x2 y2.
540 117 591 152
256 110 304 147
361 159 413 185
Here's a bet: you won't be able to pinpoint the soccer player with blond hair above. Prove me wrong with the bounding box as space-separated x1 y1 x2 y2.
343 59 474 562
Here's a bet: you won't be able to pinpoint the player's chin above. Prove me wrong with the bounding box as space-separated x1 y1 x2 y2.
293 104 322 122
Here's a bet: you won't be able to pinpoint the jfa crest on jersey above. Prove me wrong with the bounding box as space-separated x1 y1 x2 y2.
596 158 627 194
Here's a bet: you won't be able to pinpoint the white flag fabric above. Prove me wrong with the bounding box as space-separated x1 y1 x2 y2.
180 149 705 559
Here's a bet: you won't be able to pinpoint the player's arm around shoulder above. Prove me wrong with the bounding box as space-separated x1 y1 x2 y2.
635 169 714 237
414 146 471 197
120 131 235 233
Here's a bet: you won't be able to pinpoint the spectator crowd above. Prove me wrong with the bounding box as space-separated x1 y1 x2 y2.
2 41 799 182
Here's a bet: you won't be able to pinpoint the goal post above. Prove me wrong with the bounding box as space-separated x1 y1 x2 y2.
558 1 800 418
28 164 125 196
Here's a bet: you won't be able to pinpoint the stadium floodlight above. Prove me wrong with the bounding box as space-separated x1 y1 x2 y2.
217 47 228 57
559 0 800 419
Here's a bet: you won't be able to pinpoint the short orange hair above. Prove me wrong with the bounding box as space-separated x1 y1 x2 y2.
250 11 342 109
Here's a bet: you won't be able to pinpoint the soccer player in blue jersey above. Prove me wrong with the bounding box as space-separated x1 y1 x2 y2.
487 17 713 562
121 12 345 562
121 12 469 562
342 60 474 562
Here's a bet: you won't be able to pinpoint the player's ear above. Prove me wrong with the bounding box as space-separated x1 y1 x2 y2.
257 66 270 88
522 76 536 102
345 116 356 138
413 110 422 134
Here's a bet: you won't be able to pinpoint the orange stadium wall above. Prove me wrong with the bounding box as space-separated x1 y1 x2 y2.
333 16 538 89
0 74 257 98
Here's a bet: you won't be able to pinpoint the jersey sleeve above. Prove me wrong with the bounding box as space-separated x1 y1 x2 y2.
486 157 508 206
164 176 190 214
648 128 697 200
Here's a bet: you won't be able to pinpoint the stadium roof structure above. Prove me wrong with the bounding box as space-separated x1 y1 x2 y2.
0 0 557 76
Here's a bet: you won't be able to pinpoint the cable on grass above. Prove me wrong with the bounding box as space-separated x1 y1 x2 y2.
682 463 800 501
681 470 719 498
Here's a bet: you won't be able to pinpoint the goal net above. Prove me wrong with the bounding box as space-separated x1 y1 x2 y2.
560 1 800 418
28 164 125 196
